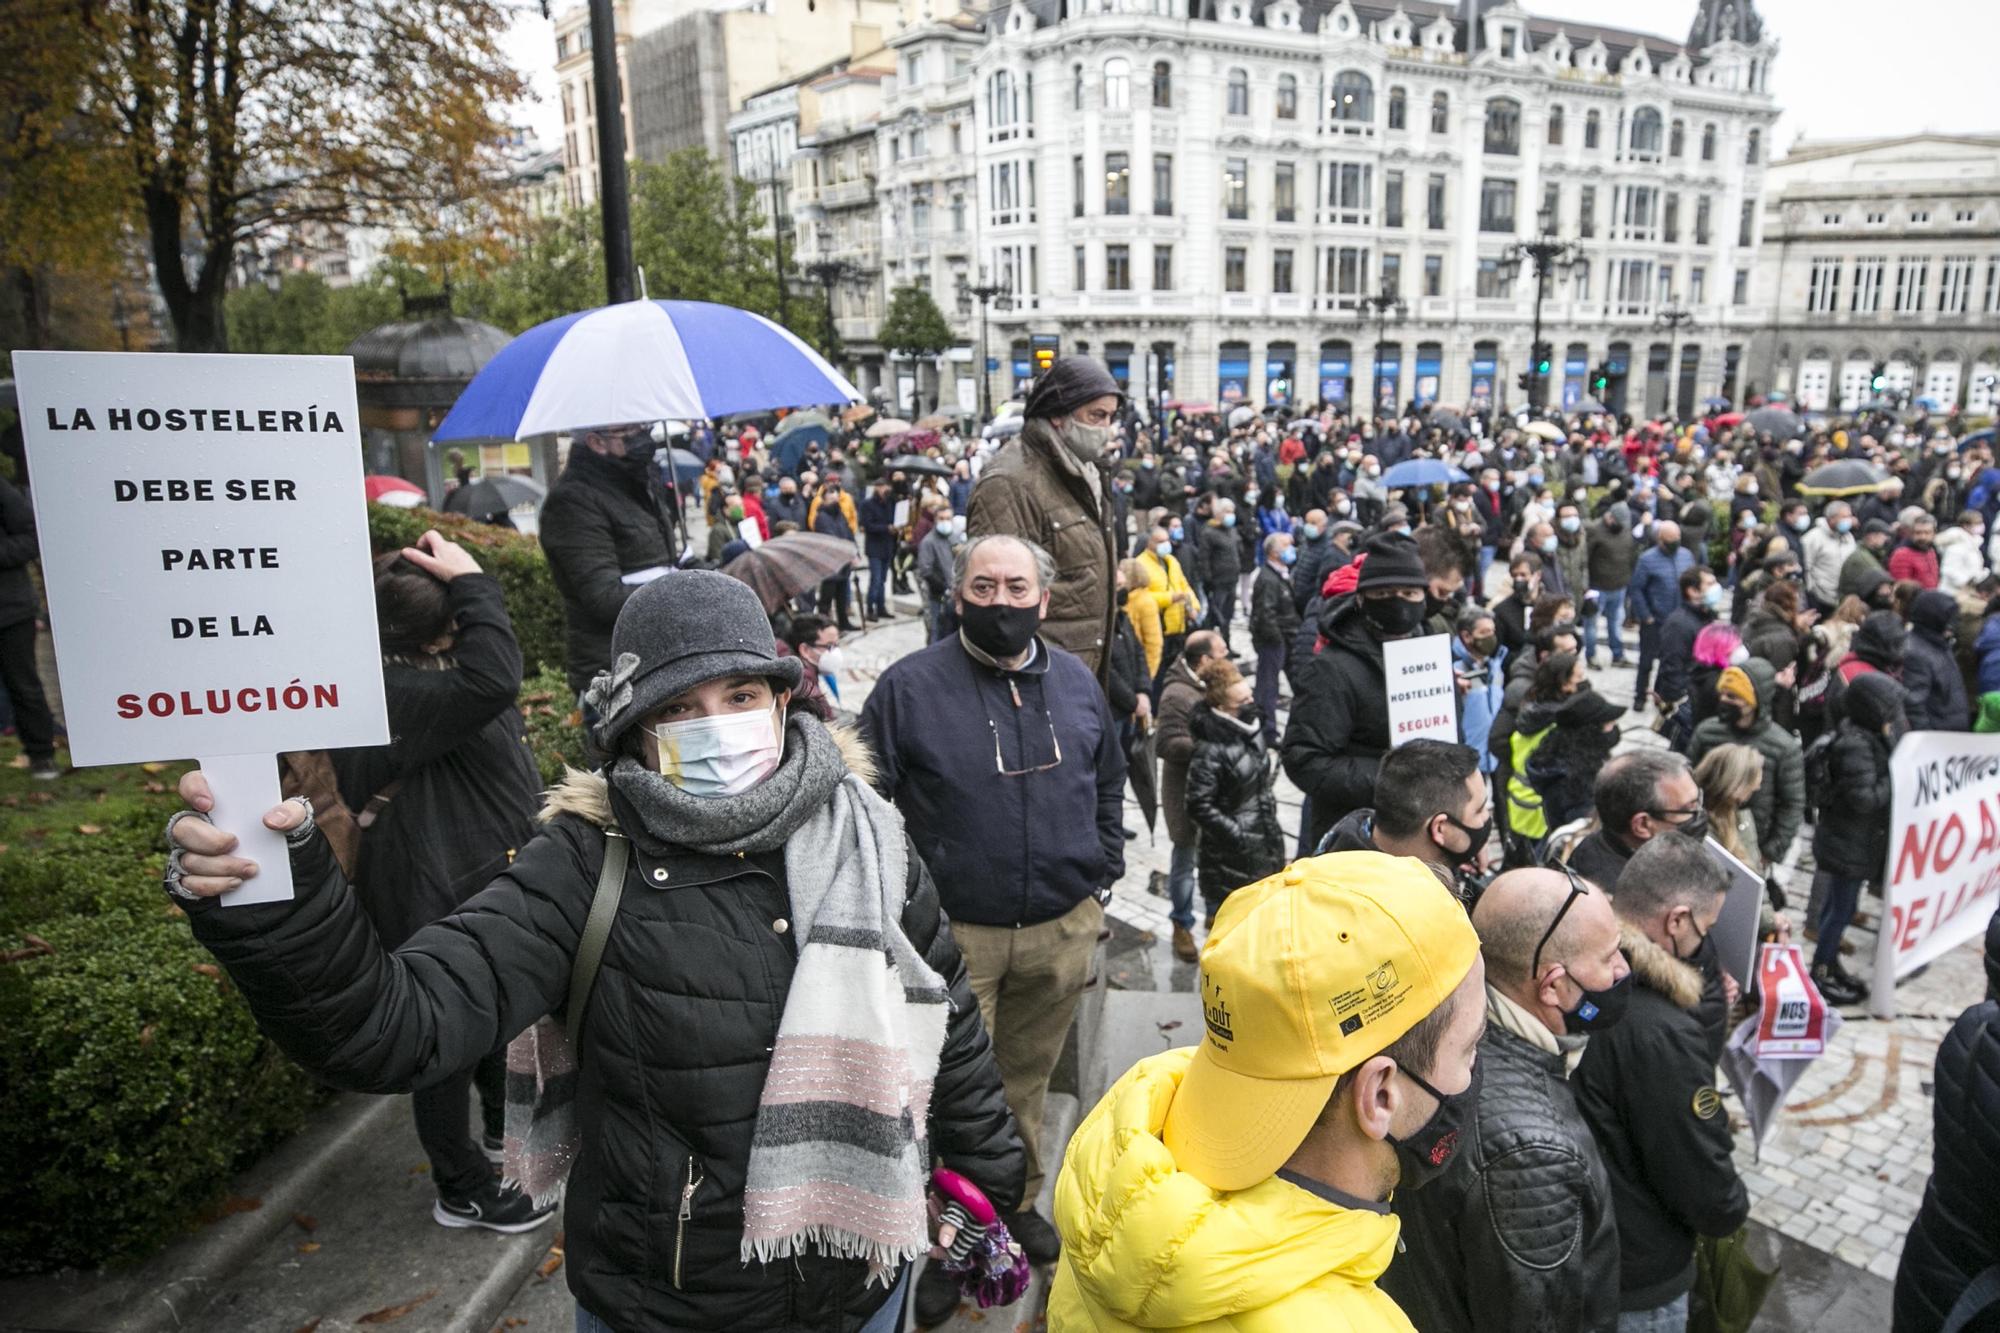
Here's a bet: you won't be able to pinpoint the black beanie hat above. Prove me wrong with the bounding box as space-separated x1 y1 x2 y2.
1355 533 1429 592
1023 355 1125 420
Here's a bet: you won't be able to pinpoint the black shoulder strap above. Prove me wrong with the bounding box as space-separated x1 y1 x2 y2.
566 828 629 1046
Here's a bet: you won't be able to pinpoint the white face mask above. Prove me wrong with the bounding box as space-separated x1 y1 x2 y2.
652 704 785 798
815 646 848 677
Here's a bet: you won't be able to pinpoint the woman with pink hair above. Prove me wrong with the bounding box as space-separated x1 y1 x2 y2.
1690 621 1746 732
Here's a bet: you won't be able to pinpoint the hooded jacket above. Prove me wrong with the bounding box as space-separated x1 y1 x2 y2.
1893 1000 2000 1333
1654 600 1715 704
1183 704 1285 908
1282 595 1397 848
538 446 682 691
1824 612 1909 726
1814 673 1902 878
1049 1048 1418 1333
1573 928 1750 1313
1688 657 1807 865
967 422 1119 679
1837 544 1890 604
1904 590 1972 732
189 730 1023 1333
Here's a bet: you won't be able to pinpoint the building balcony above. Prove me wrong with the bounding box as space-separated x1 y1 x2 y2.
821 178 878 209
836 315 879 342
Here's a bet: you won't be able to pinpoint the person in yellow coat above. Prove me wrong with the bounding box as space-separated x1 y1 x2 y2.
1137 527 1200 693
1119 557 1166 682
1048 852 1484 1332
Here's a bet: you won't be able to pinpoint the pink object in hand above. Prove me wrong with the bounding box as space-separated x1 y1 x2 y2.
928 1167 1031 1308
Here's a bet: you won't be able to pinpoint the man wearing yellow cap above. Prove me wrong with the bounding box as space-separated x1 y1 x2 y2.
1047 852 1485 1331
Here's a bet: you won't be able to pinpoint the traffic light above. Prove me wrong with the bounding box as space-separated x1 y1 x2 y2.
1590 365 1611 393
1870 362 1888 393
1516 371 1534 392
1533 343 1553 378
1033 345 1056 374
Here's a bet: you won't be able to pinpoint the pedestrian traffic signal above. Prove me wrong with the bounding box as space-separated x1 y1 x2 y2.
1516 371 1533 392
1533 343 1553 377
1590 365 1611 393
1870 362 1888 393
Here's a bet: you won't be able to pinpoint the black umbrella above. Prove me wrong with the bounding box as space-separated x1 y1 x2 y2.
1124 723 1158 836
443 474 546 521
1572 397 1609 416
1798 460 1890 497
1744 407 1805 439
1428 407 1466 435
881 453 953 478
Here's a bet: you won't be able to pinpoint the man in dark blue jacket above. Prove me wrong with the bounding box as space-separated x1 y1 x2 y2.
1626 520 1695 711
860 533 1124 1270
858 477 900 621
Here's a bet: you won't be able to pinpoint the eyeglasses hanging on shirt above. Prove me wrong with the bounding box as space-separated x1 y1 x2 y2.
987 675 1064 777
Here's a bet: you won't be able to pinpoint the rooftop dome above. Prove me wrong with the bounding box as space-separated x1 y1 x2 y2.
347 296 511 410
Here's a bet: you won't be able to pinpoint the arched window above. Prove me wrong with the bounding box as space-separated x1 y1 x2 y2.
1746 128 1761 163
1630 107 1663 157
1388 86 1407 130
1332 71 1373 123
1276 73 1298 119
1484 97 1520 155
1669 118 1685 157
1152 60 1171 108
1584 109 1601 149
1701 123 1716 160
1103 56 1130 110
1071 63 1084 111
1547 105 1565 145
1226 67 1249 116
1429 91 1449 134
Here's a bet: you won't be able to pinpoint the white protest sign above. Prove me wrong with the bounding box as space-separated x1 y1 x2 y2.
1703 837 1767 988
1872 730 2000 1015
1382 633 1457 746
15 351 390 905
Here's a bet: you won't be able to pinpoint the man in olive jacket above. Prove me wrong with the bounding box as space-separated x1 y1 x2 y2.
968 356 1122 684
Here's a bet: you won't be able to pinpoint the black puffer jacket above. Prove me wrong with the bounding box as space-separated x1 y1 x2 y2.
1524 693 1625 830
539 447 682 692
0 476 39 630
1281 596 1394 848
1574 929 1750 1313
1183 704 1284 910
1813 672 1901 879
1248 562 1300 650
1904 590 1972 732
1382 1018 1620 1333
188 747 1024 1333
1893 999 2000 1333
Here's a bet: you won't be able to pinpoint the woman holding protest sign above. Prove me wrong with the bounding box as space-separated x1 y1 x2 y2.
161 570 1023 1333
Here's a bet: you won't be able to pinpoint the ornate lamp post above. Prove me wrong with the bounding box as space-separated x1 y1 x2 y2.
1497 216 1588 412
1655 295 1696 418
956 269 1012 420
1357 279 1407 414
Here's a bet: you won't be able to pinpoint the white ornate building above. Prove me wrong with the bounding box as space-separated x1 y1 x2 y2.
1748 134 2000 417
947 0 1780 415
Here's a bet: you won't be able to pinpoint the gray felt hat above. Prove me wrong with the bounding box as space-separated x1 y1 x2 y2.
584 569 802 748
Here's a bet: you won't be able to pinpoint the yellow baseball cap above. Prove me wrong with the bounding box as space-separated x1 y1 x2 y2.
1160 851 1480 1192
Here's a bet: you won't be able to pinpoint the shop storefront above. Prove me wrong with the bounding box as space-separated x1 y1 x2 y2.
1219 343 1251 403
1318 341 1352 405
1414 343 1442 406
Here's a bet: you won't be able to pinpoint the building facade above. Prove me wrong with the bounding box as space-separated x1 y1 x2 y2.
948 0 1778 417
1748 134 2000 417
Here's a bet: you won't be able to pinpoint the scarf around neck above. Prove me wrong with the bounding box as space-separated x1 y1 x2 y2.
608 710 847 855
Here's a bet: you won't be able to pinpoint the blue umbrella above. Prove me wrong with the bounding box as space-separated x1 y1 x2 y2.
1960 427 1995 452
1914 395 1944 412
1380 458 1470 489
1700 395 1731 412
433 300 860 441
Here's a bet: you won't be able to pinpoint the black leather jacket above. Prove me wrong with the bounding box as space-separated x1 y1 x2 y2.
1383 1017 1620 1333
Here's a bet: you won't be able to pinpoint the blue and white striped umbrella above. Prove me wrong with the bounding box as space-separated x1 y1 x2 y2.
433 299 861 441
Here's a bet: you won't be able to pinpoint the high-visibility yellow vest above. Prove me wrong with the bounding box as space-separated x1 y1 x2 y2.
1506 723 1556 840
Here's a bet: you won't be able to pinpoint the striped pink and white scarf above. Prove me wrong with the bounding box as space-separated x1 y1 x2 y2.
741 772 949 1284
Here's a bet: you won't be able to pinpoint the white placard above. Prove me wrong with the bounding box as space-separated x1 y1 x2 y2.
1702 836 1766 988
1382 633 1457 746
737 517 764 549
1873 730 2000 1013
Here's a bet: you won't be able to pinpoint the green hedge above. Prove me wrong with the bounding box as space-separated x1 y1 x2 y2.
366 503 567 681
0 516 588 1269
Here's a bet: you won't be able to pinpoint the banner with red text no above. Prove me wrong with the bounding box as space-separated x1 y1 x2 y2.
1879 731 2000 986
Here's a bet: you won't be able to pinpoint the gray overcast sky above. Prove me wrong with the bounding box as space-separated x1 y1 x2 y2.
501 0 2000 153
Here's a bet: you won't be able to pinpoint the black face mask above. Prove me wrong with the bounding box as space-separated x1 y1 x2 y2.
1560 969 1633 1035
1236 701 1263 727
1512 577 1532 597
1436 811 1492 868
959 599 1042 659
1387 1060 1481 1192
1675 913 1711 963
1363 594 1427 638
1669 807 1711 843
614 446 659 487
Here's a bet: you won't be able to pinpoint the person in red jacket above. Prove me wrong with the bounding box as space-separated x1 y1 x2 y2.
1888 514 1941 589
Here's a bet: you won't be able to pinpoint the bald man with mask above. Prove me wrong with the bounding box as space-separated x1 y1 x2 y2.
1382 868 1628 1333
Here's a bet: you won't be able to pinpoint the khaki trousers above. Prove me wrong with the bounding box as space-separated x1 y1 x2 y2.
949 896 1102 1203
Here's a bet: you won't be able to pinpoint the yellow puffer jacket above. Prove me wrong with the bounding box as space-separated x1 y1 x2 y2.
1049 1049 1417 1333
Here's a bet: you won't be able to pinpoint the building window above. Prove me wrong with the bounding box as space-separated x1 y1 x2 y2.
1426 174 1446 230
1388 86 1407 130
1275 162 1296 222
1227 68 1249 116
1074 245 1087 290
1104 153 1130 215
951 194 966 233
1225 246 1247 292
1429 91 1449 134
1807 257 1841 314
1332 71 1372 123
1153 153 1173 215
1745 128 1760 164
1381 252 1401 295
1479 179 1516 233
1328 162 1372 224
1476 258 1511 299
1700 123 1716 161
1072 155 1084 217
1954 207 1976 223
1619 185 1657 240
1484 98 1521 155
1669 118 1684 157
1984 257 2000 312
1277 74 1298 120
1895 257 1930 313
1547 105 1564 145
1613 259 1652 314
1328 246 1369 299
1152 60 1171 108
1851 257 1885 313
1540 182 1559 233
1499 26 1516 57
1664 193 1679 243
1106 244 1131 290
1579 185 1596 238
1424 254 1442 296
1910 209 1930 224
1938 255 1974 313
987 71 1028 139
1737 201 1754 247
1584 110 1600 148
1273 248 1294 293
1573 261 1591 301
912 196 931 236
1732 268 1749 305
1866 210 1885 224
1689 266 1703 304
1224 158 1247 219
1104 57 1130 110
1384 170 1403 228
1153 244 1173 290
1822 211 1842 225
1071 63 1084 111
1695 195 1711 245
1630 107 1663 158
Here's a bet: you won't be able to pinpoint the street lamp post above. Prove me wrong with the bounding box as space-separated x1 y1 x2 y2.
1357 280 1407 415
1498 218 1587 413
763 175 792 330
956 270 1012 420
803 257 857 368
1655 295 1696 418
